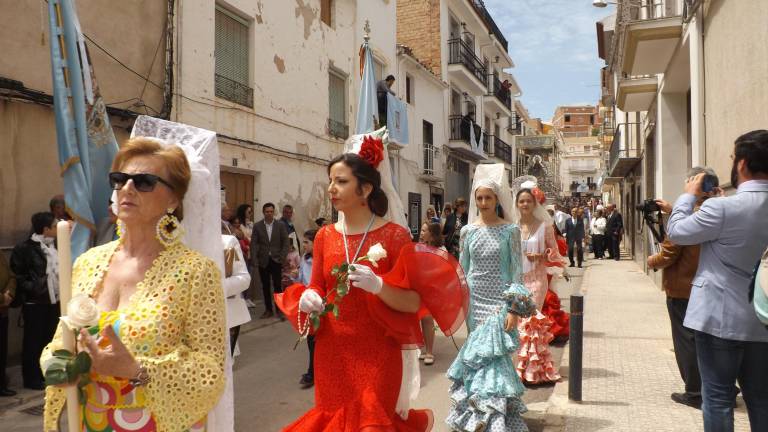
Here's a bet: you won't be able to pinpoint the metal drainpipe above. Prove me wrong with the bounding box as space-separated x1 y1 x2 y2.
158 0 174 120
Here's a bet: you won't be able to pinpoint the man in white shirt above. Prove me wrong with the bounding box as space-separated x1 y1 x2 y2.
554 204 569 234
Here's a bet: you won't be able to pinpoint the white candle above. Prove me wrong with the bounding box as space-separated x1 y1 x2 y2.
57 221 80 432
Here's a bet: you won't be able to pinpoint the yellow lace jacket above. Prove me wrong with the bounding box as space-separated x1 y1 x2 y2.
41 241 226 432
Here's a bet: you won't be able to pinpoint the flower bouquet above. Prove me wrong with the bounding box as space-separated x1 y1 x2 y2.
294 243 387 348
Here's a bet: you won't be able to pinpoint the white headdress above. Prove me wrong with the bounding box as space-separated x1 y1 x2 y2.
343 127 408 229
509 174 553 226
468 163 516 225
130 116 233 432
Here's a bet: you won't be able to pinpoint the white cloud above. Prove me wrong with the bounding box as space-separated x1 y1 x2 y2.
482 0 608 118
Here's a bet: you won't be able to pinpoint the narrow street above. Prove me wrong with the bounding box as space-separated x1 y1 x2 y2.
0 275 579 432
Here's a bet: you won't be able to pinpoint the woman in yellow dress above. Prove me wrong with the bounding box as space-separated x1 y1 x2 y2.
41 137 226 432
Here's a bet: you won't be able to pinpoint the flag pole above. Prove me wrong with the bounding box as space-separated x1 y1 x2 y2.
57 221 80 432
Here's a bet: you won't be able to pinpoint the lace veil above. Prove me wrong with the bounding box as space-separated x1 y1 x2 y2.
468 163 516 225
509 175 553 226
130 116 233 432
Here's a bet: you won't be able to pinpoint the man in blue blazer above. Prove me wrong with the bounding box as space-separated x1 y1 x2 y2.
564 207 586 268
667 130 768 431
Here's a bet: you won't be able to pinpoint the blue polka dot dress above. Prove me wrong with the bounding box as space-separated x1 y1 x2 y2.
446 224 537 432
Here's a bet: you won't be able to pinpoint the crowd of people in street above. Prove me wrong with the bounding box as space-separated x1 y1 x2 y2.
0 130 766 432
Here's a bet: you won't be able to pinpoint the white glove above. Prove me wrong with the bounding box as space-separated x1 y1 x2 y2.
299 289 324 313
347 264 383 295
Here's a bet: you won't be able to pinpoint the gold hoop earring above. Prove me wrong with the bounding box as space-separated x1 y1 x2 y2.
155 209 183 248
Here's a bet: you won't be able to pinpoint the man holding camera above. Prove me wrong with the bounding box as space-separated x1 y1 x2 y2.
667 130 768 431
648 167 719 410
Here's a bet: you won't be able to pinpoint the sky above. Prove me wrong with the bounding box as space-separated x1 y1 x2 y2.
483 0 610 121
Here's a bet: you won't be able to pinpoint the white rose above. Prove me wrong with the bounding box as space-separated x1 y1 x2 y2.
364 243 387 267
61 293 100 330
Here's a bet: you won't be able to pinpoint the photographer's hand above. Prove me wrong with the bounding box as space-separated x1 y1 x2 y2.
654 199 673 214
684 173 705 198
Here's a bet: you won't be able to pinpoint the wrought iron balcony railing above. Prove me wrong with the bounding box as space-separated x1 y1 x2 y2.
470 0 509 51
215 74 253 108
628 0 684 21
328 118 349 140
609 122 642 175
487 74 512 110
448 39 487 84
493 136 512 164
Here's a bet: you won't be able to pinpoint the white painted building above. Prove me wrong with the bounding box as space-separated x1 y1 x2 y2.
175 0 397 235
397 0 520 204
393 45 450 237
557 135 603 198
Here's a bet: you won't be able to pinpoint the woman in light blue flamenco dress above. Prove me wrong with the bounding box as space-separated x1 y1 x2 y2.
447 164 537 432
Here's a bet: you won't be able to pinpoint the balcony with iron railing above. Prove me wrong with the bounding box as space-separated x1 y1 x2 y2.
328 118 349 140
492 136 512 164
619 0 684 76
448 115 487 160
215 74 254 108
469 0 509 51
627 0 684 21
485 74 512 113
608 122 642 178
448 38 487 92
569 181 599 193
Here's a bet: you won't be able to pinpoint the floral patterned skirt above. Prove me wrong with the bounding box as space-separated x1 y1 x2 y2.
81 374 206 432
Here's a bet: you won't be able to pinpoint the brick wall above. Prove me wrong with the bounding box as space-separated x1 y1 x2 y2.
397 0 442 78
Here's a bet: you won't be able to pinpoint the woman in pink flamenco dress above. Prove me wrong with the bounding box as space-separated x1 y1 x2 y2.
514 188 564 384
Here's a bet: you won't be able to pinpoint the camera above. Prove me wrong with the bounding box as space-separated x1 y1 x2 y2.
702 173 719 193
635 199 660 214
635 199 666 246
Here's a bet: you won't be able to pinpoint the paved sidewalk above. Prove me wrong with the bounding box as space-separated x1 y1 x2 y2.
545 258 750 432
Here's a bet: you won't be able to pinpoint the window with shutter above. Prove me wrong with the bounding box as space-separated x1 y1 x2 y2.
321 0 332 26
373 59 384 84
405 74 413 105
328 69 348 139
423 121 434 175
215 5 253 107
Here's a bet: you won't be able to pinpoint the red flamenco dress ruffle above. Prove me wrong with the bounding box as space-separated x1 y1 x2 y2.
542 233 569 342
274 224 468 432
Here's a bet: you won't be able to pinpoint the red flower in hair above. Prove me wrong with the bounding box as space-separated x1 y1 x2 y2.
359 135 384 169
532 187 547 205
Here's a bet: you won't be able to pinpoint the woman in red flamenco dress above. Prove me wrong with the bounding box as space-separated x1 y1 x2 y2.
542 224 570 342
276 143 467 432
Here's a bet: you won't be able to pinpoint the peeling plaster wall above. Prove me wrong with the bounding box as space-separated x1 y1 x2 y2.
175 0 361 231
395 56 449 225
0 0 166 248
176 0 398 233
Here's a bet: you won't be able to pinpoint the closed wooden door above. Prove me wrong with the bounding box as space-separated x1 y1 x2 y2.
220 170 255 211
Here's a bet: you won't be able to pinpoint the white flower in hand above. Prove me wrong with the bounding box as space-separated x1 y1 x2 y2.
60 293 100 330
363 243 387 267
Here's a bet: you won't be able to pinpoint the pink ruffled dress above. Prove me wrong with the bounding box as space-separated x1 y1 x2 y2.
517 223 563 384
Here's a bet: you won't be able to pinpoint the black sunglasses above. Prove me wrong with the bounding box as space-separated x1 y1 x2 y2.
109 172 174 192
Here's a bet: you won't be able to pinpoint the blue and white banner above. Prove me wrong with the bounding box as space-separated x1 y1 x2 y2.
355 42 378 135
386 94 408 145
48 0 119 261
